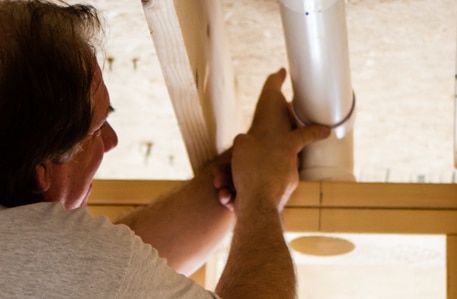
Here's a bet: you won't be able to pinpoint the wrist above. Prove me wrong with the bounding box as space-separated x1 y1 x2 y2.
234 183 291 213
234 191 282 221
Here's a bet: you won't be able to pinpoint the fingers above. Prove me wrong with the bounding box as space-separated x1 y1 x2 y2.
212 160 235 211
218 187 235 212
289 126 331 153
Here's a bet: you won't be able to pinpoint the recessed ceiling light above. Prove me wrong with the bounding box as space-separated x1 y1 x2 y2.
289 235 355 256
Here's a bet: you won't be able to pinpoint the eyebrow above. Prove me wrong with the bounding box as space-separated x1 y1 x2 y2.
106 105 115 117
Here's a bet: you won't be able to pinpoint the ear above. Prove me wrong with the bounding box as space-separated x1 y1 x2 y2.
35 161 52 192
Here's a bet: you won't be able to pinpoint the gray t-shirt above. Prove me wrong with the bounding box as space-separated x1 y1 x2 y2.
0 202 219 298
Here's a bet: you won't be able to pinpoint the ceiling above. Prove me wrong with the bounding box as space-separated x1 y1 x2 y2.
80 0 457 183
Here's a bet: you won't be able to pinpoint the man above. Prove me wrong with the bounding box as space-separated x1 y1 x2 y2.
0 0 330 298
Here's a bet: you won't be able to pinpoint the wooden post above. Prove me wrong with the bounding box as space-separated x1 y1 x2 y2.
448 235 457 299
141 0 237 173
190 265 206 287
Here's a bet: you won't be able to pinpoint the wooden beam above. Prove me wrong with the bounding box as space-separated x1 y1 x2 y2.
88 180 457 210
293 181 457 234
318 209 457 234
89 179 321 206
89 179 184 205
89 180 457 234
322 182 457 209
141 0 236 173
282 207 457 234
448 235 457 299
282 208 320 232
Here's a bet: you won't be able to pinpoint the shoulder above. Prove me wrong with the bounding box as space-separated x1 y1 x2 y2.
0 202 141 297
1 202 134 246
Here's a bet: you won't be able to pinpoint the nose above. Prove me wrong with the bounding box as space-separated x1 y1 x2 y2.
102 122 118 152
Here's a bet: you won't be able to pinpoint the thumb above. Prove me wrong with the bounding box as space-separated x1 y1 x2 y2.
289 126 331 153
261 68 287 92
249 69 291 137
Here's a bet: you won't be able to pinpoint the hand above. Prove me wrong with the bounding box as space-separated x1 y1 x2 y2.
231 69 330 213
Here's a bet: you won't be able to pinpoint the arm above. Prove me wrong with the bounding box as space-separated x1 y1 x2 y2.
216 190 296 299
215 69 330 298
115 150 236 276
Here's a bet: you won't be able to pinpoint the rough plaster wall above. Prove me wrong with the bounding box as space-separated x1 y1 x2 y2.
347 0 456 182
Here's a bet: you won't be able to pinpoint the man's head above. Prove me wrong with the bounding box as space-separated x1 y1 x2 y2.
0 0 117 209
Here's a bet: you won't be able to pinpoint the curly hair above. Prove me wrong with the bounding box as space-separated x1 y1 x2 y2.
0 0 103 207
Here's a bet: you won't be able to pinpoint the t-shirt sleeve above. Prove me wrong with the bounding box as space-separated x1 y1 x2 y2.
116 230 220 299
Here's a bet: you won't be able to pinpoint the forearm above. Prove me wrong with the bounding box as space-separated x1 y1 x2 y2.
115 165 235 276
215 206 296 299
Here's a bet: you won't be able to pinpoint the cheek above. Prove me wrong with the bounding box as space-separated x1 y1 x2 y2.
65 139 105 209
87 139 105 173
75 137 106 177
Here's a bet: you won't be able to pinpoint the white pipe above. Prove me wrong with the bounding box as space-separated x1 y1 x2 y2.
278 0 355 181
299 130 355 181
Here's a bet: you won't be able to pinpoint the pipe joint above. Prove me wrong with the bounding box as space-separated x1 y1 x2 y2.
292 92 356 139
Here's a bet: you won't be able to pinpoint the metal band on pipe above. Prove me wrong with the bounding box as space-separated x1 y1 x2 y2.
292 92 356 129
